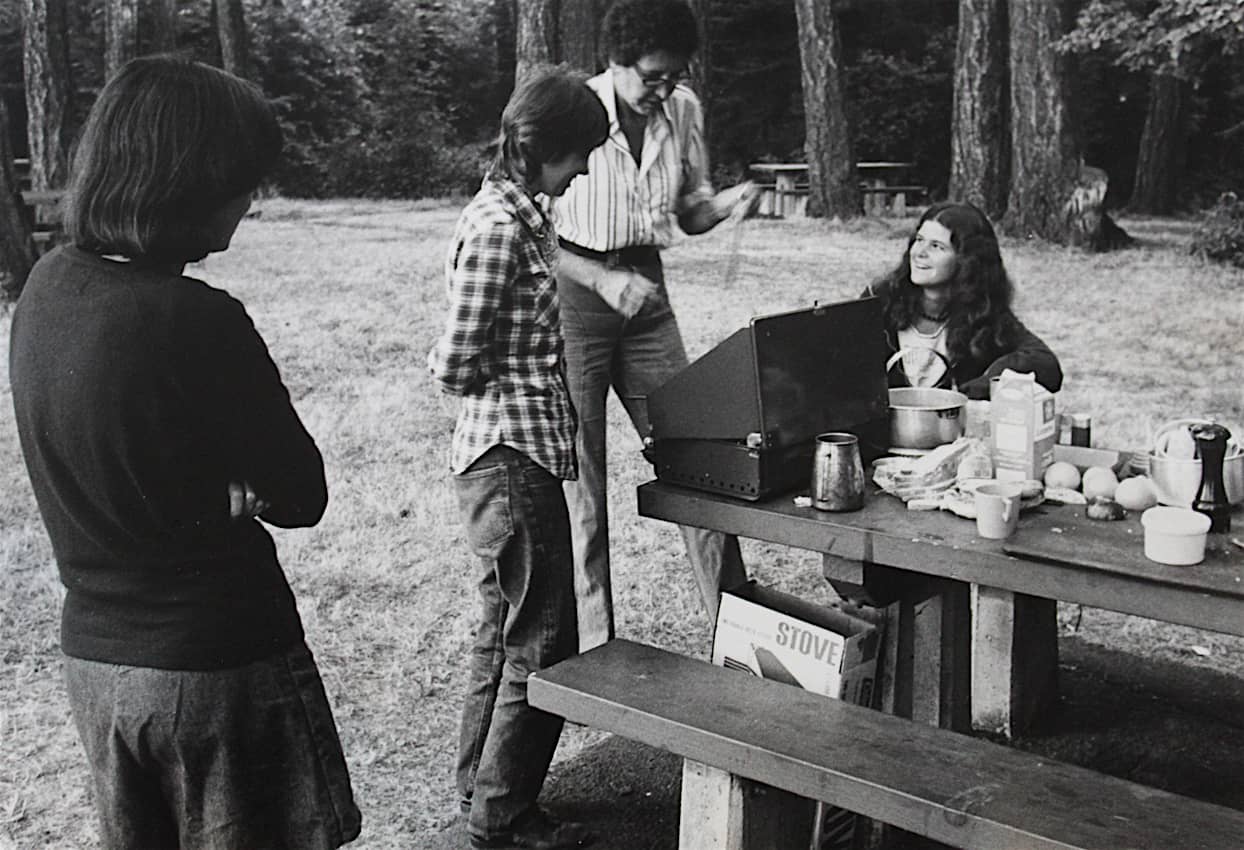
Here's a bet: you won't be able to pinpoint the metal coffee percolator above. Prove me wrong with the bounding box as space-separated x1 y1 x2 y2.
811 432 865 512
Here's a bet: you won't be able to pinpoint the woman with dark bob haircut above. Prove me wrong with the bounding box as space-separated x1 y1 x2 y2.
863 201 1063 400
10 55 361 850
65 56 282 263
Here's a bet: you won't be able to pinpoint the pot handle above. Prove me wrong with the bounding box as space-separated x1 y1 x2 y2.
886 348 953 387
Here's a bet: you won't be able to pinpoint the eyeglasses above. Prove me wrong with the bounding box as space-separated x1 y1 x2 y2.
633 65 689 90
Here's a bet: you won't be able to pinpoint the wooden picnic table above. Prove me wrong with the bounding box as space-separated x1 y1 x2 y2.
530 473 1244 849
856 161 919 215
638 475 1244 734
747 163 810 217
630 474 1244 848
748 161 926 217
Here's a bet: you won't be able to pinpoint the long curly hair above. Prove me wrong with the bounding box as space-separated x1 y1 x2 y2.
873 201 1021 368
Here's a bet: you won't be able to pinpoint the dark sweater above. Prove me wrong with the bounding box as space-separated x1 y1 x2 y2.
10 246 327 670
862 281 1064 400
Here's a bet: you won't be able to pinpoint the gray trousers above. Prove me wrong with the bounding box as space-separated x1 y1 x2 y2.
557 252 747 651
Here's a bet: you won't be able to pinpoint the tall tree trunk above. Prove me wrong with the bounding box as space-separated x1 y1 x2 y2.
950 0 1008 220
105 0 139 79
22 0 72 192
215 0 250 78
0 99 36 300
793 0 859 218
492 0 517 109
1001 0 1080 243
558 0 599 72
1129 72 1189 215
150 0 179 52
515 0 556 81
687 0 710 124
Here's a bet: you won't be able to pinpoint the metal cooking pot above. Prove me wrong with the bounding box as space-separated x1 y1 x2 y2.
1148 453 1244 507
889 387 968 450
1147 417 1244 507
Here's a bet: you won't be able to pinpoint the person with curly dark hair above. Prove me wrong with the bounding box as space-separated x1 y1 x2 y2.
863 201 1063 400
553 0 757 653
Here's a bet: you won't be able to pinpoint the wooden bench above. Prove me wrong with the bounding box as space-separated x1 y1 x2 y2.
858 184 927 216
19 187 66 254
529 638 1244 850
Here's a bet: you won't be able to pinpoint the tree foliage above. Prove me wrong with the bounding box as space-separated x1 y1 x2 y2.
1190 190 1244 267
2 0 1241 206
1060 0 1244 77
1058 0 1244 210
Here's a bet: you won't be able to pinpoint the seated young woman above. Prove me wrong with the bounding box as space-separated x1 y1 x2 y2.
862 201 1063 400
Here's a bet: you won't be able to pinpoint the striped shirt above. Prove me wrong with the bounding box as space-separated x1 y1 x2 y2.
428 177 577 480
553 69 714 251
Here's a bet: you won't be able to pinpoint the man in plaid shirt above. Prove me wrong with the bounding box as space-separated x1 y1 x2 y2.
428 69 607 850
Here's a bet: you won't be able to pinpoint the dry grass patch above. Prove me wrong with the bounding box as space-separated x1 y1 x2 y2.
1 201 1241 848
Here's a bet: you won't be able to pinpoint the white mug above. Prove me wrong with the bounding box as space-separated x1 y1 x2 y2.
975 481 1023 539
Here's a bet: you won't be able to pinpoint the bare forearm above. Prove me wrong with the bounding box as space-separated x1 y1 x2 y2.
678 198 728 235
678 181 759 235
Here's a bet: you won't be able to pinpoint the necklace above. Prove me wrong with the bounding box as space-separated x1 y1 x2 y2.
911 320 946 339
919 309 949 323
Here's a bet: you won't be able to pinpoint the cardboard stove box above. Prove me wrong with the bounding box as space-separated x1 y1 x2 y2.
990 373 1057 482
711 581 880 850
711 581 879 708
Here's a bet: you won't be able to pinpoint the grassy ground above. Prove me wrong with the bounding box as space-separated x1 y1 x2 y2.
1 201 1242 848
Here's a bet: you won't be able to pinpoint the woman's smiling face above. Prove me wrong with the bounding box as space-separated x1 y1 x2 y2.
909 219 957 286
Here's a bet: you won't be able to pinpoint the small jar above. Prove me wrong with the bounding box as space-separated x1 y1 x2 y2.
1070 413 1092 447
1057 413 1072 445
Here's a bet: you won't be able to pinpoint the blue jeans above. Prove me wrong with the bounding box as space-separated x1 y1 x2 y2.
63 643 361 850
453 445 579 842
558 255 748 652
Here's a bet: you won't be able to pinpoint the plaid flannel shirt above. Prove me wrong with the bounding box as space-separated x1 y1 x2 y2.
428 177 577 480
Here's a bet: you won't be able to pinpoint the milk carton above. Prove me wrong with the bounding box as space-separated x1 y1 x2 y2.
990 370 1056 482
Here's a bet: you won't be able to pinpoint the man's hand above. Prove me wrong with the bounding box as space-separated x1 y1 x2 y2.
713 180 761 224
595 269 662 319
228 480 270 520
678 180 761 234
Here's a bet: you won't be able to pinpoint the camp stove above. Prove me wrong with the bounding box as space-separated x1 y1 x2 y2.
645 297 889 501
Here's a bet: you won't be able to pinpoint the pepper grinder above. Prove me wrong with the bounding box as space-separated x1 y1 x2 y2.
1191 423 1231 533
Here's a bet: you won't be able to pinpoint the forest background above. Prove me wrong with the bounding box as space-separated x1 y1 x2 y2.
2 0 1242 213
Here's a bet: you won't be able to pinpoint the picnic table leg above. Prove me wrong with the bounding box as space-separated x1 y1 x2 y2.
971 587 1059 738
825 556 970 850
863 178 884 216
757 185 775 217
678 761 814 850
775 173 796 218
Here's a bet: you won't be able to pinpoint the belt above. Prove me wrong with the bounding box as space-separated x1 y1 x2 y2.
558 238 661 269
